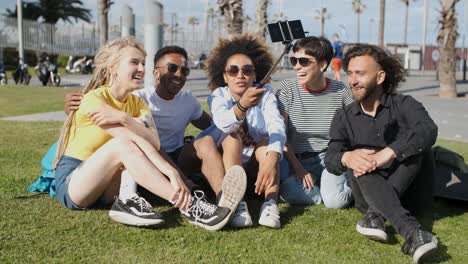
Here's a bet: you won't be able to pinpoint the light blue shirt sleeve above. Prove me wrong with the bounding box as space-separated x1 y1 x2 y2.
208 87 243 133
262 87 286 157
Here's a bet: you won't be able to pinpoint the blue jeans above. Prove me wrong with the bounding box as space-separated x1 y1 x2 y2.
279 152 353 208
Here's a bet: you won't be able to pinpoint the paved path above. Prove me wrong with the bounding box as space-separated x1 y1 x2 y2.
2 70 468 143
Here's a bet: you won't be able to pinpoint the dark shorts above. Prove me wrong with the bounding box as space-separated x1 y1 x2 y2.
55 156 84 210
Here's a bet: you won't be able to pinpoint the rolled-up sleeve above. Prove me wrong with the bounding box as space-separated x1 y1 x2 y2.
262 89 286 157
388 96 438 161
208 88 243 133
325 108 351 175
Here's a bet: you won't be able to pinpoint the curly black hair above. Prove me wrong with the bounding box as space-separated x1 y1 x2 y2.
205 34 274 91
153 45 188 66
292 36 334 71
343 44 407 94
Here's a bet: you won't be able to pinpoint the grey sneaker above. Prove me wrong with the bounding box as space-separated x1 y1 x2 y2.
229 200 253 228
356 212 388 242
218 165 247 221
402 229 438 263
108 195 165 227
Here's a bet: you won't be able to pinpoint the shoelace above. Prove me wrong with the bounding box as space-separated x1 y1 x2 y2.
130 196 153 213
189 190 217 220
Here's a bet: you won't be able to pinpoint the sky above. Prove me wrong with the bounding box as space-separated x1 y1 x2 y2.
2 0 468 47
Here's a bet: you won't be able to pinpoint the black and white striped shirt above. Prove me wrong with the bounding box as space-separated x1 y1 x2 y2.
276 78 353 154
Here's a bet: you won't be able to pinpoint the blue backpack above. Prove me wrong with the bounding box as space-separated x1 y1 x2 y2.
27 142 57 197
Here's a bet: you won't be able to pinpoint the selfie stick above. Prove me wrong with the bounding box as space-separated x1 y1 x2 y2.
256 42 293 88
257 21 297 88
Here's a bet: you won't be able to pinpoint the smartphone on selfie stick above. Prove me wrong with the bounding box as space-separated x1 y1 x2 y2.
256 20 305 88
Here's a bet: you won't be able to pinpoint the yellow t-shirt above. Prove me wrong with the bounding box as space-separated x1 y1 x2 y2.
64 86 151 161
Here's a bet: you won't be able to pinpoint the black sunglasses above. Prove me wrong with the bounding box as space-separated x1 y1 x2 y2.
156 63 190 76
289 57 314 67
224 65 255 77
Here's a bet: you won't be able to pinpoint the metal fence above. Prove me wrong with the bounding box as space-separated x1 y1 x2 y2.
0 16 98 56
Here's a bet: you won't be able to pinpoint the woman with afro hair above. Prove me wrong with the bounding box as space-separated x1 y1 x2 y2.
194 34 286 229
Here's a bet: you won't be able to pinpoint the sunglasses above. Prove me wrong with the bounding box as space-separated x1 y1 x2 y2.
289 57 314 67
156 63 190 76
224 65 255 77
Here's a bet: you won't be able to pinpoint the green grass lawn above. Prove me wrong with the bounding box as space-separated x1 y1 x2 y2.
0 86 468 263
0 84 78 117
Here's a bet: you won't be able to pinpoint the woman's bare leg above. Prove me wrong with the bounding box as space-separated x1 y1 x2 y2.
67 137 177 207
221 133 243 170
254 143 280 201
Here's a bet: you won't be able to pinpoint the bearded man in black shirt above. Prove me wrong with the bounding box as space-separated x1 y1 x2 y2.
325 44 438 263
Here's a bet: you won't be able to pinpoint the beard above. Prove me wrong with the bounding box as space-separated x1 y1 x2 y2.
352 81 379 104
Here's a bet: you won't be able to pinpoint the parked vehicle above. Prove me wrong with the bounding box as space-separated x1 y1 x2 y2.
65 56 94 74
37 56 61 86
0 62 7 85
13 59 31 85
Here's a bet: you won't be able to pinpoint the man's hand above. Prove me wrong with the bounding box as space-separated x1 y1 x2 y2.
64 91 83 114
341 149 377 177
255 152 279 195
369 147 397 168
87 103 129 127
239 87 265 109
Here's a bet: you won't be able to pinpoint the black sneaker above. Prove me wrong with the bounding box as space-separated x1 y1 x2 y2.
181 190 231 231
402 229 438 263
356 212 388 242
108 196 165 227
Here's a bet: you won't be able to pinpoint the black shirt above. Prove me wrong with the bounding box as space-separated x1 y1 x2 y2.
325 93 438 175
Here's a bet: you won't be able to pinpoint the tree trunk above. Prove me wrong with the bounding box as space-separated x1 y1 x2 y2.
378 0 385 47
438 0 458 98
99 0 108 47
357 13 360 43
218 0 243 37
255 0 268 38
403 1 408 45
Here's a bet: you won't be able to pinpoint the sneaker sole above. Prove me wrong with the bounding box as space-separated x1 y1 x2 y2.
356 224 388 242
218 165 247 222
413 237 438 263
258 218 280 229
109 211 165 227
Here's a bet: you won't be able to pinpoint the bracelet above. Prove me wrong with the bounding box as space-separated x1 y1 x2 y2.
236 100 248 112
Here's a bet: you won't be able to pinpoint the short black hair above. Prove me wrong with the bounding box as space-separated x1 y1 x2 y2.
292 36 333 71
153 45 188 66
343 44 406 94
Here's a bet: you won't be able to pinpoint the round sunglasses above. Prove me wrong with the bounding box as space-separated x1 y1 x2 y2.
155 63 190 76
289 56 315 67
224 65 255 77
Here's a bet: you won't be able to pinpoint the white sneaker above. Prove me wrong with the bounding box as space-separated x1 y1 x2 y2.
229 200 253 228
218 165 247 221
258 199 281 229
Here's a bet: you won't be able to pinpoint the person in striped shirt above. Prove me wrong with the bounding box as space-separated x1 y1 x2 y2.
276 36 354 208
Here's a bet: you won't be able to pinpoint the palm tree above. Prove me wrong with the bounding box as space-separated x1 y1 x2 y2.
378 0 385 47
401 0 416 45
218 0 243 37
315 7 332 37
99 0 111 47
437 0 459 98
188 16 200 43
352 0 366 43
6 0 91 24
255 0 268 38
244 15 252 33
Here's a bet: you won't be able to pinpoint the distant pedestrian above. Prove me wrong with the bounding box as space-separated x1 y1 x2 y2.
331 34 344 81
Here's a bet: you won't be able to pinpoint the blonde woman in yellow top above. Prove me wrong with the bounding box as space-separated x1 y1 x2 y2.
54 37 231 231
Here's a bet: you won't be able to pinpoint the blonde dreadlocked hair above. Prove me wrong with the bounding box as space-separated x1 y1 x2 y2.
53 37 146 167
